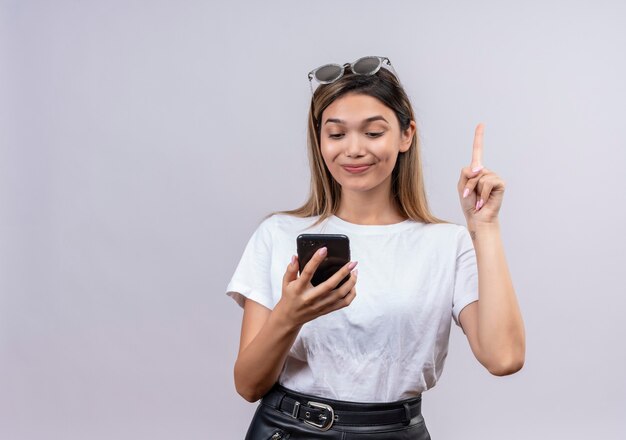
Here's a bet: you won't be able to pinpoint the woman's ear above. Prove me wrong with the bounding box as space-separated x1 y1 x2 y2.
399 120 416 153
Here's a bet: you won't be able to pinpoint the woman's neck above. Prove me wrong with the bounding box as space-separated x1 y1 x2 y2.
335 190 406 226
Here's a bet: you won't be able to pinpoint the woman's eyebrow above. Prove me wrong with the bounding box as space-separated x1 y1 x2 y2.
324 118 344 125
324 115 389 125
363 115 389 124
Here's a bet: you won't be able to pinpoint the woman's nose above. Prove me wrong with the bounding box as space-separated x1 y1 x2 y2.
344 134 364 157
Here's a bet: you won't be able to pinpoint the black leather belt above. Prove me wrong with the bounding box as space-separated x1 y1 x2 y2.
261 384 422 432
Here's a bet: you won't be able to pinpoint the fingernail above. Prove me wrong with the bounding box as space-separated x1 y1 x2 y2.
472 166 483 173
348 261 358 270
479 198 484 209
462 188 469 198
317 247 327 256
475 200 480 210
353 269 358 277
290 255 296 265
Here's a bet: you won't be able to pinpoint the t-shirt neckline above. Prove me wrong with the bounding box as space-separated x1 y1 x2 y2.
326 214 420 235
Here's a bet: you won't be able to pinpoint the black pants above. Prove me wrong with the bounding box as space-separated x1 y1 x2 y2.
245 384 431 440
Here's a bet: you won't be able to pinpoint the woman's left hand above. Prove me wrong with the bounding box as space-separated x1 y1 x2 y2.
458 123 506 227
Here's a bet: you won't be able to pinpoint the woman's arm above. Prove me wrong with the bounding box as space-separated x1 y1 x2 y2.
234 299 302 402
456 124 525 376
459 220 525 376
233 250 358 402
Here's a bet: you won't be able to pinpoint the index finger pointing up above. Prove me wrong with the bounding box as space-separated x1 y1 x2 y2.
471 123 484 170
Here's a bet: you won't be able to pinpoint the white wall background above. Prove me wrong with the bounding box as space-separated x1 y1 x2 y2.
1 0 625 438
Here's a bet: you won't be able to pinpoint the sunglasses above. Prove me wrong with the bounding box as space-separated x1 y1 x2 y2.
307 56 399 93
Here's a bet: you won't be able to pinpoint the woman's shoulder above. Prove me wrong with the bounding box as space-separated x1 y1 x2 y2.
421 220 467 234
256 212 322 233
420 221 471 247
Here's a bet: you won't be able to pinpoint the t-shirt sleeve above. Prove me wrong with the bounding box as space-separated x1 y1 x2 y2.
225 217 275 310
452 225 479 328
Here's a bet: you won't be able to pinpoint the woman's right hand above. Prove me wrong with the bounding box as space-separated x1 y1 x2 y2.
274 247 358 329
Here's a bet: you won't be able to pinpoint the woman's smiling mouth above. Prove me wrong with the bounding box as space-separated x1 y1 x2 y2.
342 164 372 174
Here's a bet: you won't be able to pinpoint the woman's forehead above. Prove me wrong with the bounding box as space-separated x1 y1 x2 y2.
321 93 395 125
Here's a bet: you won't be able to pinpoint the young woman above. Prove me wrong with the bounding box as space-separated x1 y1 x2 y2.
226 56 525 439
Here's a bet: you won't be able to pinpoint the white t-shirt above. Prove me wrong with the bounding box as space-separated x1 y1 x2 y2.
226 213 479 402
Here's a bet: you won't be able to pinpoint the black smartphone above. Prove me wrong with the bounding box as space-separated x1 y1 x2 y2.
296 234 351 288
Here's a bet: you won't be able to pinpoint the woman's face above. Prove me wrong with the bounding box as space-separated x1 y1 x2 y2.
319 93 415 196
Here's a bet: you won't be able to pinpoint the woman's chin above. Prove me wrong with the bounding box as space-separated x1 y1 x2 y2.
337 182 380 193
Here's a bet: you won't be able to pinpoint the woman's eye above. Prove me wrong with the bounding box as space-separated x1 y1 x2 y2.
366 132 384 138
328 133 345 139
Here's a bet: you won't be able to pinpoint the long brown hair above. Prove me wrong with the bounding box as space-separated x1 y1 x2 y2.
265 65 450 228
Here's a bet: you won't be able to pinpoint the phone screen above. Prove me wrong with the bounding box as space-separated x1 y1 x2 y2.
296 234 351 288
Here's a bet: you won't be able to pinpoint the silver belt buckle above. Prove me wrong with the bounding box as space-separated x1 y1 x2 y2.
304 401 334 431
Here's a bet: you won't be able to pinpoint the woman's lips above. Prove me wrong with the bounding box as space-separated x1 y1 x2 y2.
342 165 372 174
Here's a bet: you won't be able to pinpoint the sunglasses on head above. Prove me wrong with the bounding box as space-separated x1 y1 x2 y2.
307 56 399 93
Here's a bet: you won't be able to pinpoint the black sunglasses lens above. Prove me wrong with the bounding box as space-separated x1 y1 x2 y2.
314 64 343 83
352 57 381 75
